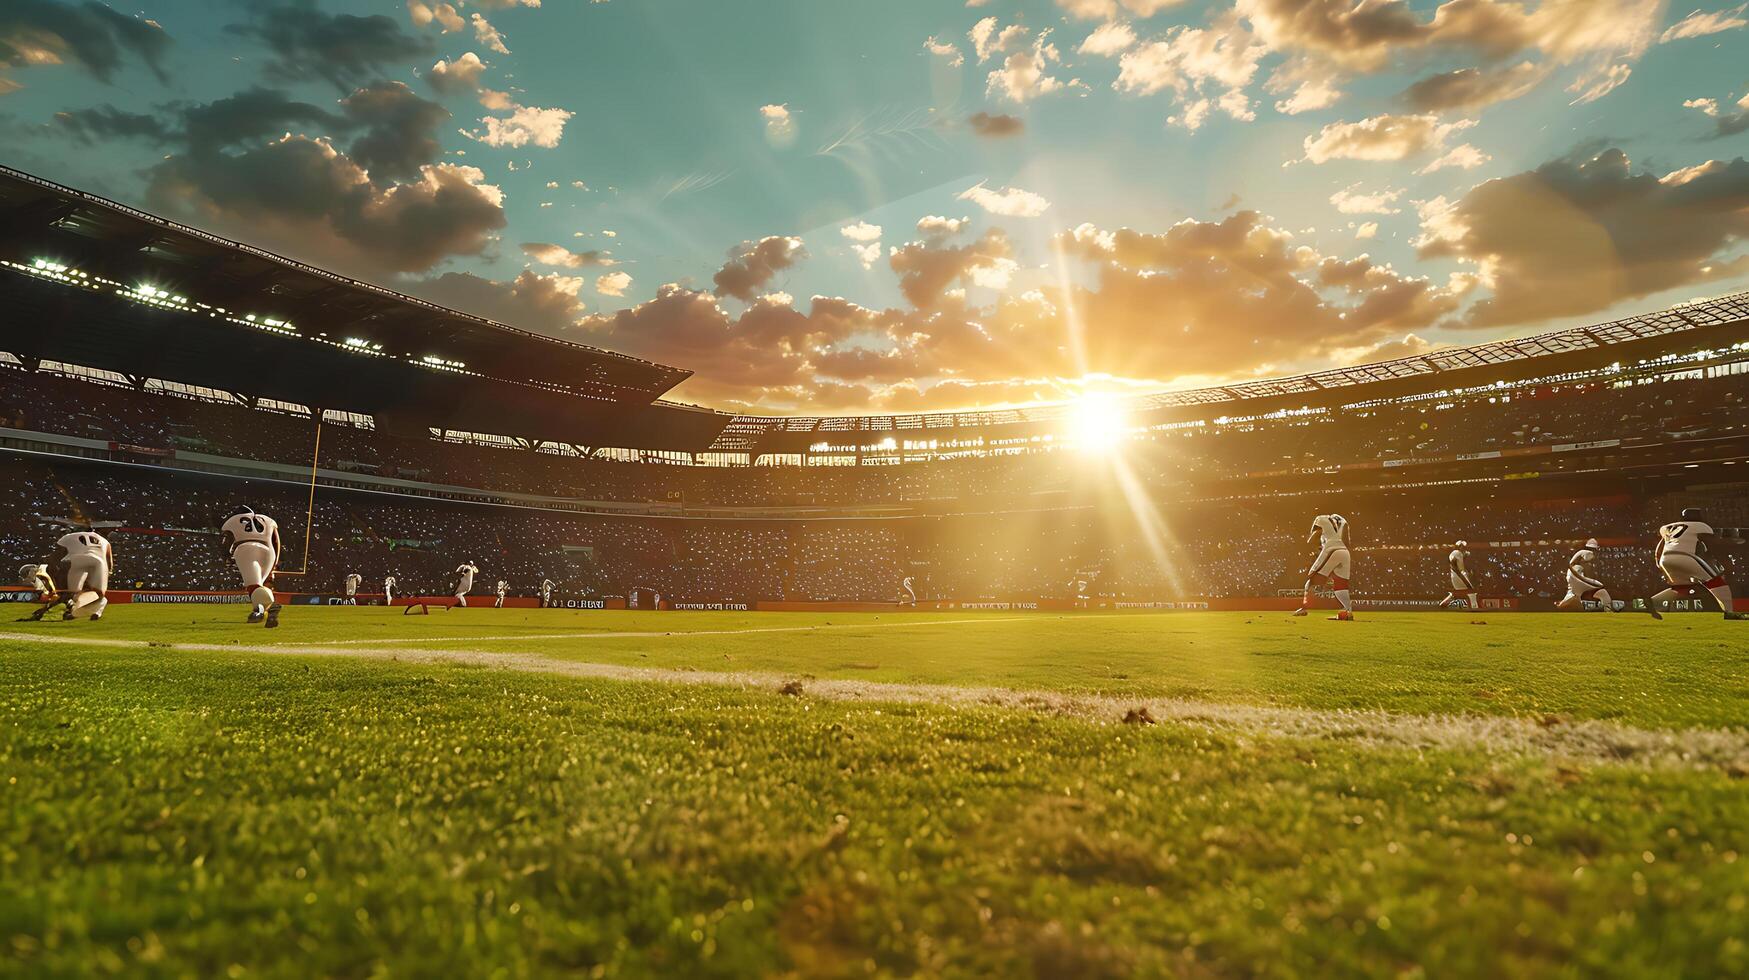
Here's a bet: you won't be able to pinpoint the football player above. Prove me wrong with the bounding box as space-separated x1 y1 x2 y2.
453 562 479 608
1648 509 1748 620
343 572 363 603
540 577 556 608
221 506 281 628
52 528 112 621
383 574 397 605
1557 539 1618 612
494 579 508 609
900 575 917 606
1440 540 1479 611
17 561 69 621
1293 513 1354 621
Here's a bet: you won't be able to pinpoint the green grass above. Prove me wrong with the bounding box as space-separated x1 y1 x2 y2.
2 608 1748 977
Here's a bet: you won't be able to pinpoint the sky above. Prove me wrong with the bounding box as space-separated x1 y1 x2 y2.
3 0 1748 416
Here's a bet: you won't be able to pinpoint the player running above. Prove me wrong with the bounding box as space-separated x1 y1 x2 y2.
540 578 556 608
1293 513 1354 621
221 506 281 628
1648 509 1748 620
453 562 479 608
343 572 362 603
52 528 112 621
1440 541 1479 610
1558 539 1618 612
494 579 508 609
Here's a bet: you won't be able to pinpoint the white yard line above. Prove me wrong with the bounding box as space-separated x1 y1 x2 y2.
3 630 1746 772
255 614 1044 646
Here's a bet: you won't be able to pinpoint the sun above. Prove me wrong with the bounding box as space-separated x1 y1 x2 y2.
1067 394 1127 453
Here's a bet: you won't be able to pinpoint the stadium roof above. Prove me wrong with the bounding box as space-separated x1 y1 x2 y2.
714 291 1749 455
4 166 1747 460
0 165 727 452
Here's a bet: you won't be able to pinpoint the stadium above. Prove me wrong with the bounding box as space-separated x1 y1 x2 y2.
4 2 1749 975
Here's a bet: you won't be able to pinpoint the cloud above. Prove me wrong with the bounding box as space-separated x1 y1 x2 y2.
1401 61 1545 112
987 34 1077 103
463 103 573 148
713 236 806 301
969 17 1029 63
340 80 450 182
760 103 795 144
0 0 171 89
958 182 1051 217
53 105 175 143
923 35 964 67
521 242 614 268
471 12 509 54
411 269 587 333
148 142 505 275
1056 0 1186 19
1686 90 1749 138
1415 147 1749 328
1417 142 1490 173
1330 184 1403 214
1660 4 1747 42
226 0 432 93
916 215 971 239
840 222 883 270
1300 113 1476 163
1238 0 1666 116
407 1 465 33
427 52 487 94
1355 221 1379 239
1114 13 1266 124
888 228 1016 307
967 111 1025 137
1078 21 1138 57
595 271 632 297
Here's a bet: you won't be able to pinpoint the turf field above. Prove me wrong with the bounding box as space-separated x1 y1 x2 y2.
2 607 1746 977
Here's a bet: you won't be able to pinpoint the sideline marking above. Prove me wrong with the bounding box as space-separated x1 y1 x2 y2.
3 630 1745 772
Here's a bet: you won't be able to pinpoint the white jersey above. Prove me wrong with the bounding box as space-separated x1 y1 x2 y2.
1567 549 1602 587
56 531 111 563
1448 550 1468 575
222 513 279 552
20 563 53 590
455 564 479 590
1312 515 1349 551
540 579 555 600
384 575 397 590
496 580 508 597
344 573 362 596
1657 521 1712 558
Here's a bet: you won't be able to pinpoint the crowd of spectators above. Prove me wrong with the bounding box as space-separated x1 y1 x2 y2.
2 457 1727 604
6 363 1746 509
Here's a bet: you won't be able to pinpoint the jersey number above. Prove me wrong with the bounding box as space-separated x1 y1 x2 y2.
1667 524 1688 540
238 516 266 534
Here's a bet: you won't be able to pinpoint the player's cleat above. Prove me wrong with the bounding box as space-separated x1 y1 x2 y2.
1329 611 1354 621
247 608 264 624
1643 600 1662 620
1725 612 1749 621
1290 607 1308 617
89 610 102 621
62 607 75 621
263 604 282 629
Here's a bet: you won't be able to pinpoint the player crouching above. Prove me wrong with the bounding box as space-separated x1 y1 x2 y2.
52 529 112 620
452 562 479 608
17 561 70 621
1648 509 1748 620
1440 540 1479 611
1293 513 1355 621
222 506 282 628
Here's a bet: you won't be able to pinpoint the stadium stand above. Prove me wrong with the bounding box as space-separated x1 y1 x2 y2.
3 165 1748 609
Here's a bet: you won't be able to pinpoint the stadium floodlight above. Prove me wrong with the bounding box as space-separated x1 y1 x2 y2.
1068 394 1126 453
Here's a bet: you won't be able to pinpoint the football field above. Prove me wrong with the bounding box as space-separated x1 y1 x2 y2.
2 607 1746 976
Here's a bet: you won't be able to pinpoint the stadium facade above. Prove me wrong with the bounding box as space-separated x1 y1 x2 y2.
3 166 1747 611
